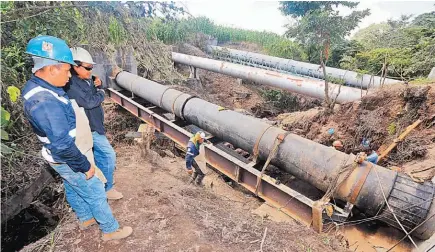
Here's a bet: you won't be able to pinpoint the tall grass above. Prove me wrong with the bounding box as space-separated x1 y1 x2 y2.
146 16 306 60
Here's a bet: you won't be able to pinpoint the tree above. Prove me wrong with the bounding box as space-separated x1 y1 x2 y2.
352 23 392 49
343 11 435 79
411 11 435 27
280 1 370 112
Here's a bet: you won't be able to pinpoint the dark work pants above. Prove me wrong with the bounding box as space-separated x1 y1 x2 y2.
191 160 204 184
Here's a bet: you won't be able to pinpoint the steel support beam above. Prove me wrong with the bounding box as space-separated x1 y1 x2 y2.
108 88 317 227
207 45 402 89
172 52 366 103
112 71 435 239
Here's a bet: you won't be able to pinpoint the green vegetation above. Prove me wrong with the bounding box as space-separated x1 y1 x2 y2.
147 16 286 46
279 1 370 110
108 16 127 45
145 16 307 60
387 122 397 135
261 89 300 110
410 78 434 85
342 12 435 80
0 1 184 141
0 1 185 202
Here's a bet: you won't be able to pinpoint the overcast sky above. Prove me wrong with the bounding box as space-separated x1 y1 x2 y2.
181 1 435 36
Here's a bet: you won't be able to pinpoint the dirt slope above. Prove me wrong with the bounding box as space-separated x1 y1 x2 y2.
276 84 435 174
22 144 347 252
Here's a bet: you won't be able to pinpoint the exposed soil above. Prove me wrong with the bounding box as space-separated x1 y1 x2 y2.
275 83 435 176
22 144 348 252
174 43 265 111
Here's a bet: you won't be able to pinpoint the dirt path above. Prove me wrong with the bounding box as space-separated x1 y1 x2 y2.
34 144 347 252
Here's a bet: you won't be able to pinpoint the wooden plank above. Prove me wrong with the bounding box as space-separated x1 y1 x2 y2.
378 119 422 163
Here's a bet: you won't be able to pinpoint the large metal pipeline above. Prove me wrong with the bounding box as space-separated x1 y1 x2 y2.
206 45 402 89
172 52 367 103
115 70 434 240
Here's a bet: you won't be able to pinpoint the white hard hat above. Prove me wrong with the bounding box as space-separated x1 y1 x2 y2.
199 132 206 139
70 47 95 64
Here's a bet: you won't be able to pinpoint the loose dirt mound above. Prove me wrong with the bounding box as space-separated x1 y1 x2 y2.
276 84 435 170
103 98 142 145
174 43 208 57
22 144 347 252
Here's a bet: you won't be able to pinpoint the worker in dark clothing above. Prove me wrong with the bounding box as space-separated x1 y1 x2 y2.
185 132 206 186
64 47 122 200
22 35 132 241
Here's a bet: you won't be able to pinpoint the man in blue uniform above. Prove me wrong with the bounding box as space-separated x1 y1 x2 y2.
22 35 132 241
185 131 206 185
64 47 122 200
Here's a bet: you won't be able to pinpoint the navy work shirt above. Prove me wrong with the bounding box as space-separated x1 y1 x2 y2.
22 76 91 172
64 74 106 135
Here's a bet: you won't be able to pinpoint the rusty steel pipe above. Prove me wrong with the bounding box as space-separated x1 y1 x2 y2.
115 70 435 239
207 45 402 89
172 52 367 103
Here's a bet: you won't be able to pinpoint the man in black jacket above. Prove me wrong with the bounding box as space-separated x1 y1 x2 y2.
65 47 123 200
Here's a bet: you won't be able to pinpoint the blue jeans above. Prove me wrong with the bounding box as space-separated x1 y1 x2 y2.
49 163 119 233
92 132 116 191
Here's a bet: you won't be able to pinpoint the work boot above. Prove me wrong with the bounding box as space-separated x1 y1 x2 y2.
188 172 198 184
101 226 133 241
106 188 123 200
79 218 97 230
195 175 205 186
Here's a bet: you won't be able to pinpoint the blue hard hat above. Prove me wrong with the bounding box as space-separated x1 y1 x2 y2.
25 35 77 66
361 138 370 148
327 128 335 135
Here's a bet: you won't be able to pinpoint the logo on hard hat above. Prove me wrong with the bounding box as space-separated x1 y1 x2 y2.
42 41 53 52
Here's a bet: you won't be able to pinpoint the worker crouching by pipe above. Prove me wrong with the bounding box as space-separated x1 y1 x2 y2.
185 132 206 186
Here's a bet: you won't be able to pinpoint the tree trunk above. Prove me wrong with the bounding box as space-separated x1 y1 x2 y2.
320 58 331 109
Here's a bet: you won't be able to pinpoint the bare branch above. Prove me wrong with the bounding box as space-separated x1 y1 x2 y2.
1 5 91 24
1 9 52 24
2 4 90 15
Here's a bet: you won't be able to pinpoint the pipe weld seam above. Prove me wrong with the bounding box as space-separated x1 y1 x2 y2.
171 92 185 115
179 95 197 121
159 87 174 108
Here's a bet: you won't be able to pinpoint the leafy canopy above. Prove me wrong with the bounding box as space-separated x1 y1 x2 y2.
280 1 370 52
344 11 435 79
